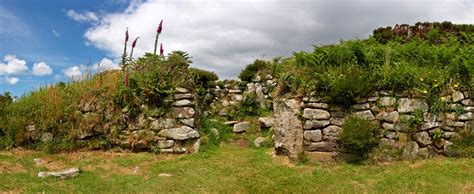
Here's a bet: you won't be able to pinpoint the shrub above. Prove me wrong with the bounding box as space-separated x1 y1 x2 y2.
199 118 233 152
340 116 381 157
239 59 271 82
189 67 219 88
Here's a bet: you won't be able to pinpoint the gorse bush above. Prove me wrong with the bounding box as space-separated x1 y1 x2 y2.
340 117 380 157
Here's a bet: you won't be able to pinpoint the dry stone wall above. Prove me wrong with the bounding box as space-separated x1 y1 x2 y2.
295 90 473 161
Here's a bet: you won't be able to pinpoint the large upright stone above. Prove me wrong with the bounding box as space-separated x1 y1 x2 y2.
273 98 303 160
397 98 429 113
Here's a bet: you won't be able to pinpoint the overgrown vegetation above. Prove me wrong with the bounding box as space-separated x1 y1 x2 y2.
240 22 474 107
340 117 380 158
448 132 474 158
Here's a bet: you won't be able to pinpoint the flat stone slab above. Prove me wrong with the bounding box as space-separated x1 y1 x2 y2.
38 168 80 179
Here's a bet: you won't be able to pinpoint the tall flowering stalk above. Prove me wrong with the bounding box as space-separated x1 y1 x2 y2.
160 43 164 57
124 72 129 86
129 37 140 59
154 20 163 55
121 27 129 69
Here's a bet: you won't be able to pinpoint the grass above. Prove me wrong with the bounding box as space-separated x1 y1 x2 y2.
0 143 473 193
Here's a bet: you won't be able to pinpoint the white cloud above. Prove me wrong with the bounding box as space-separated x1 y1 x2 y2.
81 0 474 78
0 55 29 75
91 57 120 72
6 76 19 85
32 62 53 76
62 66 82 79
66 10 99 23
52 30 60 37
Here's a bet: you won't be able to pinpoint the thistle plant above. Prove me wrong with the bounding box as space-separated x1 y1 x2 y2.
154 20 163 55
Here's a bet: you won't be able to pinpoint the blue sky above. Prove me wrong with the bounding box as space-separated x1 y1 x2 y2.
0 0 127 97
0 0 472 97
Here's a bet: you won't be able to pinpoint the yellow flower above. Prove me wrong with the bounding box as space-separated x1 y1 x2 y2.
454 84 459 88
440 97 446 101
420 77 424 82
422 90 428 94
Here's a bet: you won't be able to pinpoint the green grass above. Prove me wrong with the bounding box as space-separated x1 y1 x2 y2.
0 143 473 193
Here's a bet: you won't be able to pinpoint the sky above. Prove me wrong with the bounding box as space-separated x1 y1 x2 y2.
0 0 472 97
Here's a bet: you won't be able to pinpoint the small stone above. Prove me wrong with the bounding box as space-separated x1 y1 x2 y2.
233 122 251 133
175 88 188 93
413 132 432 146
224 121 239 126
452 91 464 102
352 110 375 120
302 108 330 120
458 112 473 121
38 168 80 179
442 132 460 139
180 118 195 127
378 111 400 123
322 126 342 140
397 98 429 113
174 93 194 100
171 107 195 119
418 148 429 158
229 89 242 93
304 120 330 130
304 141 338 152
254 137 266 147
158 126 199 140
304 130 322 142
151 118 176 130
172 99 193 107
157 140 174 149
445 120 465 127
258 117 274 128
352 103 370 110
305 103 329 109
159 173 173 177
329 117 345 126
421 122 441 131
462 99 474 106
379 97 397 107
368 96 378 102
402 141 419 160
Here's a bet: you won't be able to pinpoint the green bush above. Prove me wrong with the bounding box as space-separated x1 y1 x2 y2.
239 59 271 82
340 116 381 157
199 118 233 152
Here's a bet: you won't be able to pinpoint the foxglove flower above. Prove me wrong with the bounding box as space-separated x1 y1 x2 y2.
132 37 139 48
125 28 129 42
157 20 163 34
124 72 129 86
160 43 164 56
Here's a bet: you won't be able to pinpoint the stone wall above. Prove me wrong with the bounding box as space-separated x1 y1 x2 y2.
275 90 473 161
26 87 200 154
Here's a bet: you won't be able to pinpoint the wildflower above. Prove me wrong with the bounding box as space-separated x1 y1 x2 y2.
454 84 459 88
419 77 424 82
422 90 427 94
132 37 139 48
157 20 163 34
440 97 446 101
129 37 139 59
160 43 164 56
125 27 129 42
124 72 129 86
